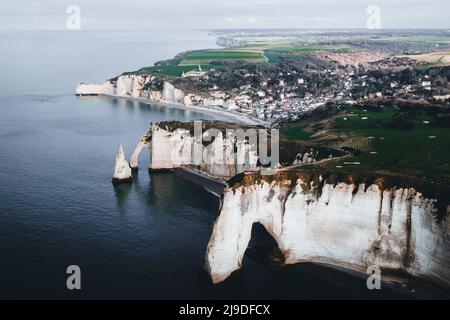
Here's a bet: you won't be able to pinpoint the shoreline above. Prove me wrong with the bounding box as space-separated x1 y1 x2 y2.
98 93 268 126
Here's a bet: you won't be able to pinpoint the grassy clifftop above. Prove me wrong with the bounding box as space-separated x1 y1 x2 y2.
281 102 450 182
124 49 266 77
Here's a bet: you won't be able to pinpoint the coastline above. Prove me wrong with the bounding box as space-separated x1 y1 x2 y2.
99 93 268 126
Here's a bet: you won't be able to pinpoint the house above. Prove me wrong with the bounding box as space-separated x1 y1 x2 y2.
182 65 206 78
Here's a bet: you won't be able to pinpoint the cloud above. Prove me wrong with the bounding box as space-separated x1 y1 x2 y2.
225 15 260 24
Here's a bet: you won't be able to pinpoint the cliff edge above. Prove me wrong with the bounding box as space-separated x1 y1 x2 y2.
206 170 450 287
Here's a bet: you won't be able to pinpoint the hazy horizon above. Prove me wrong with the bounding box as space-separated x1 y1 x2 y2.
1 0 449 31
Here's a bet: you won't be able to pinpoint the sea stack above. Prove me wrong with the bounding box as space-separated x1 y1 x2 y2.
112 144 132 184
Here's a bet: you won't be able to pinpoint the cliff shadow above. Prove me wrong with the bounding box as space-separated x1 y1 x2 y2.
148 172 220 218
244 222 284 270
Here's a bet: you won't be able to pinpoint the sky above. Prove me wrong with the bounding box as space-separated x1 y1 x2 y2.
0 0 449 31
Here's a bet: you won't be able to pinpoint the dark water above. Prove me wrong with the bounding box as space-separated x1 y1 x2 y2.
0 30 436 299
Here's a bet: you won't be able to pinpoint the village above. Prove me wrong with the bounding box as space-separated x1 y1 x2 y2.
160 55 450 125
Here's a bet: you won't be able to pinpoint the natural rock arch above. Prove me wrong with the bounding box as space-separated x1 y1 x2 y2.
205 174 450 286
244 222 285 269
205 185 289 284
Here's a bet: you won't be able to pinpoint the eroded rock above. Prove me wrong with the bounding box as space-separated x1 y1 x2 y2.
112 144 132 183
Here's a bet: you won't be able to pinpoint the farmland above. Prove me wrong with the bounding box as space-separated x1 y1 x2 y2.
264 45 355 63
127 49 266 77
130 63 221 77
281 123 312 141
179 50 266 65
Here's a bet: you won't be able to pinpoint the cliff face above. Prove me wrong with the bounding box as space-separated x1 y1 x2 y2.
115 74 149 97
130 121 349 179
75 74 251 111
76 74 189 105
206 171 450 286
76 75 146 97
162 81 185 104
75 81 115 95
148 122 259 179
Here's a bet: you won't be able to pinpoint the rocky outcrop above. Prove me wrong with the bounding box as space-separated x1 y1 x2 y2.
148 121 260 179
112 144 132 183
76 74 151 98
162 81 185 104
75 74 245 113
76 74 189 105
129 121 348 179
115 74 150 97
75 81 114 95
147 90 164 102
205 171 450 287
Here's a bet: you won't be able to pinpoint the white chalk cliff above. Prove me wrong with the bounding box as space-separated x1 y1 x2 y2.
205 172 450 287
75 81 115 95
76 74 192 104
148 123 260 179
132 122 345 177
128 122 261 179
112 144 132 182
76 74 255 114
76 74 150 98
162 81 185 103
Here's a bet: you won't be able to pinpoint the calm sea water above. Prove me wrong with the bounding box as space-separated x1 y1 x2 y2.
0 30 424 299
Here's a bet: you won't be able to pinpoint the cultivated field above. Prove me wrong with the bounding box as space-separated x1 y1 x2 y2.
179 50 267 66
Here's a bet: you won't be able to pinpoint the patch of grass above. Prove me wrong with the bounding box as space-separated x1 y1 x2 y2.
264 49 306 63
179 50 266 65
334 105 398 129
327 127 450 178
133 64 222 77
125 50 226 77
264 45 355 63
288 45 354 52
281 124 312 141
322 105 450 180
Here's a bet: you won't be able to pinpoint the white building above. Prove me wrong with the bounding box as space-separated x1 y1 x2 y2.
182 65 206 78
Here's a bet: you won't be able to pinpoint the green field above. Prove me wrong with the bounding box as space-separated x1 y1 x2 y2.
282 104 450 180
281 124 312 141
132 64 222 77
289 45 354 52
128 49 266 76
328 105 450 179
179 50 266 66
127 51 224 77
264 49 307 63
264 45 354 63
129 40 356 76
